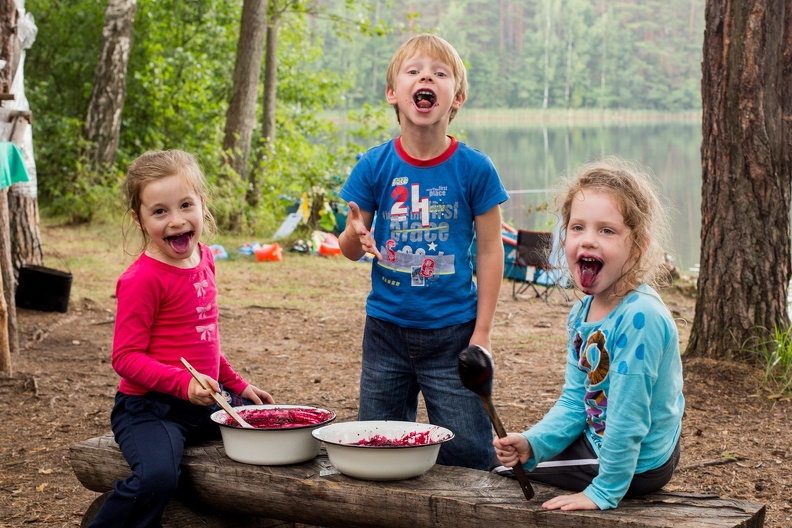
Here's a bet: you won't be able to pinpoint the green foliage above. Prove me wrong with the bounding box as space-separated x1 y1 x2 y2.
25 0 106 207
24 0 704 226
314 0 704 112
239 13 391 235
754 325 792 396
36 132 124 223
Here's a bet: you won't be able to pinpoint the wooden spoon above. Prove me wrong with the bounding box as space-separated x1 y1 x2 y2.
180 357 254 429
458 345 535 501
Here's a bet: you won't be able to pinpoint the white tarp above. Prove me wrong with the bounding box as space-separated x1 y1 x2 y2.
0 0 38 198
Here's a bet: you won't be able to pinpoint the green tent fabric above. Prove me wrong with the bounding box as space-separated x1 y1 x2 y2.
0 142 29 190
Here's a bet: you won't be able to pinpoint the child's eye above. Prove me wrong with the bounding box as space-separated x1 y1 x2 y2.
153 208 166 215
407 69 419 75
435 71 447 77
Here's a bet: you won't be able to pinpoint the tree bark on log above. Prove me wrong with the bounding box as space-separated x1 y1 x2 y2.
80 491 294 528
689 0 792 359
70 434 766 528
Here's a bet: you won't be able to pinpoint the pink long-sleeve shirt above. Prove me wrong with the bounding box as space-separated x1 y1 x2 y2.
112 244 247 401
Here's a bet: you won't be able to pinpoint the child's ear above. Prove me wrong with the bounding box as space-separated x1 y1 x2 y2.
633 234 650 260
452 92 467 109
131 211 142 230
385 86 397 105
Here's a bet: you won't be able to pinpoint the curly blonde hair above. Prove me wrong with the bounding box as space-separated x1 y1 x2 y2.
556 156 672 300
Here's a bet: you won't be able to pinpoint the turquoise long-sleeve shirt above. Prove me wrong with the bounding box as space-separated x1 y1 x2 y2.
523 284 684 509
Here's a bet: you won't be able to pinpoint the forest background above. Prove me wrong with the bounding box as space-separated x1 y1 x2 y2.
25 0 704 229
2 2 790 525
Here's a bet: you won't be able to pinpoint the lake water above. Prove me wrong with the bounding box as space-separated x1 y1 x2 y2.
450 116 703 272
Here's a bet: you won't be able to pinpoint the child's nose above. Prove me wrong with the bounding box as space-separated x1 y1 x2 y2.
169 212 186 226
580 231 597 247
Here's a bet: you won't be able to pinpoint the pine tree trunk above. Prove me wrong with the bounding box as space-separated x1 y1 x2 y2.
688 0 792 359
83 0 136 170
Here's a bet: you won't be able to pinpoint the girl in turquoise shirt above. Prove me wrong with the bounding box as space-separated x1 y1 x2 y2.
493 156 684 510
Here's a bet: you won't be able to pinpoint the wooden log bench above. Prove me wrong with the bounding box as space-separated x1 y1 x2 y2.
69 433 766 528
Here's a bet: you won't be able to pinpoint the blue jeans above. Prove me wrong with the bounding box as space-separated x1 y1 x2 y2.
358 316 495 470
88 391 242 528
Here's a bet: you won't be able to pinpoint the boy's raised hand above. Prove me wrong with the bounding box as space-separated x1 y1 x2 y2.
343 201 383 260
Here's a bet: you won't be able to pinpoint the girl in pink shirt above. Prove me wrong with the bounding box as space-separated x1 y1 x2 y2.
89 150 273 528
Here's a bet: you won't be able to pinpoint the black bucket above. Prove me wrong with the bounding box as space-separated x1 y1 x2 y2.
15 264 73 313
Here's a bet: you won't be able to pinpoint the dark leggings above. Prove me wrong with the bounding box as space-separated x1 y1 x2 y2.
525 435 681 497
88 391 241 528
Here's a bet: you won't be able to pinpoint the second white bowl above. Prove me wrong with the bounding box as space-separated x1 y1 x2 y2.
311 420 454 480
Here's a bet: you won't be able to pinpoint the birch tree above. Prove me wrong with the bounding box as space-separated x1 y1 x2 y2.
83 0 136 170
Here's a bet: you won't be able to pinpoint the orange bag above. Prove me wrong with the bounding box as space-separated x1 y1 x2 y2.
254 243 283 262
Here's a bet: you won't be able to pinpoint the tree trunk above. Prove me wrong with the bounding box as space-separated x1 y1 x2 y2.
222 0 267 186
248 1 282 209
0 0 18 373
0 189 11 375
83 0 136 170
0 0 20 91
9 191 41 270
0 1 41 272
1 0 42 367
688 0 792 359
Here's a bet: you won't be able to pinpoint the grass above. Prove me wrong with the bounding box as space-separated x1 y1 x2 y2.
40 218 369 312
755 325 792 396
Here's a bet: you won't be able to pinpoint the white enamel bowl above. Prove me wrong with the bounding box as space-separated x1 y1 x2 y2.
210 404 336 465
311 420 454 481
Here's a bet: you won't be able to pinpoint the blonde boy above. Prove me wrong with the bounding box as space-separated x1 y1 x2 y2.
339 34 508 470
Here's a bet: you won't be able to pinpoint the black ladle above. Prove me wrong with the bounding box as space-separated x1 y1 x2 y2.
458 345 535 501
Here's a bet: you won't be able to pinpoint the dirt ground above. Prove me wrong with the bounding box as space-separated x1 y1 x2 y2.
0 228 790 527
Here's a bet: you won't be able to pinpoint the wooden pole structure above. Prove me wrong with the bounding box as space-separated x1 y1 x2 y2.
0 187 11 374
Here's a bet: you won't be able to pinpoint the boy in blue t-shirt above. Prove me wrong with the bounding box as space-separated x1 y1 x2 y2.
339 34 509 470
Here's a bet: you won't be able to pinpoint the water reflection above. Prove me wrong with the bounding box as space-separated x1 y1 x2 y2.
453 119 702 272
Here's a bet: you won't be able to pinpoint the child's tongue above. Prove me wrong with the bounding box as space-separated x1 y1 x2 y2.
167 233 192 254
579 260 601 288
417 99 433 109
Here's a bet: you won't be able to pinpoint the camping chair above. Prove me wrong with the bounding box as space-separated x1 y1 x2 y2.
512 230 571 302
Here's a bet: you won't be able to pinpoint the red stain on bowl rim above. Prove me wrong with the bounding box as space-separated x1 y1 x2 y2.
222 407 334 429
351 430 448 447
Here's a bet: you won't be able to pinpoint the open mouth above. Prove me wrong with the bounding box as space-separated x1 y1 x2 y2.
166 231 194 254
578 256 603 288
413 90 437 110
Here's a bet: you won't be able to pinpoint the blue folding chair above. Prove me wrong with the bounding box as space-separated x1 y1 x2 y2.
512 230 571 302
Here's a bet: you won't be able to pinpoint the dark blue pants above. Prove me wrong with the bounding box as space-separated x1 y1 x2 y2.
88 392 226 528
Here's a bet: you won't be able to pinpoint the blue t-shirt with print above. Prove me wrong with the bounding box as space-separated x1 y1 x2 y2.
523 284 685 509
340 136 508 329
